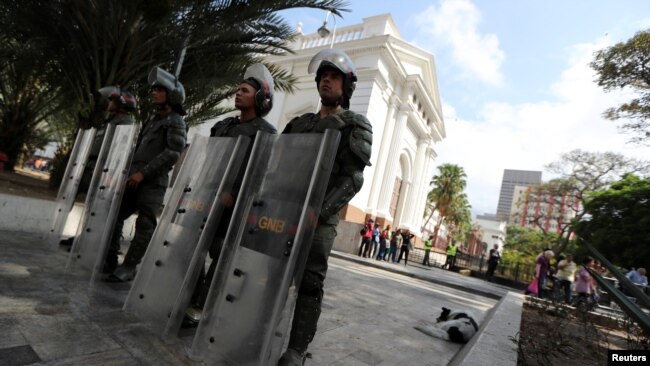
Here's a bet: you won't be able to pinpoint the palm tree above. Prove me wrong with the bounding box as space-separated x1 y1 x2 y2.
5 0 348 126
2 0 348 177
424 164 468 249
0 37 61 171
445 193 472 247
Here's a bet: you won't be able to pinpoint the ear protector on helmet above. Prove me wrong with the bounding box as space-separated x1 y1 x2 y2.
98 86 136 112
109 88 136 112
245 77 273 116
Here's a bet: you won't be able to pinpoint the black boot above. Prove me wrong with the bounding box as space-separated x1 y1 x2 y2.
278 349 307 366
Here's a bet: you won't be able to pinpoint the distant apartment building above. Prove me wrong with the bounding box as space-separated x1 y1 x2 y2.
496 169 542 222
509 185 581 236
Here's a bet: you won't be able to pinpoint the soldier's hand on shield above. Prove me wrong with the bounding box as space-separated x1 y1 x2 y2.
127 172 144 188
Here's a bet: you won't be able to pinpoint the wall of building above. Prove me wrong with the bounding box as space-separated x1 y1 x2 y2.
475 217 507 252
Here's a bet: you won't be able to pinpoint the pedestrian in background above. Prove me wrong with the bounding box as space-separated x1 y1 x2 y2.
397 229 414 266
376 225 388 261
388 228 402 263
535 250 554 298
555 253 577 303
485 244 501 281
369 222 380 258
358 218 374 257
422 235 433 266
442 242 458 270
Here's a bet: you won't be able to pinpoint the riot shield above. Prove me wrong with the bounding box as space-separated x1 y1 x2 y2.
66 124 138 284
46 128 96 249
123 135 250 336
189 130 340 366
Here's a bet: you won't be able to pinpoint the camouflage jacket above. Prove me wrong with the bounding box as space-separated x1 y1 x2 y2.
131 111 186 187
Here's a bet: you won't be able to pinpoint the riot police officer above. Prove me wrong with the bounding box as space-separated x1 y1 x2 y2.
184 63 277 325
105 67 187 282
59 87 136 249
278 49 372 365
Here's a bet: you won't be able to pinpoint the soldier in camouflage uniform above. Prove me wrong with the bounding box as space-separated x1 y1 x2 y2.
105 67 187 282
59 87 136 248
184 64 278 324
278 49 372 365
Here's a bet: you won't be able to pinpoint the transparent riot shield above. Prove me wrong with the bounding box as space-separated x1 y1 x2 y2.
46 128 96 249
189 130 340 366
66 124 138 284
123 135 250 336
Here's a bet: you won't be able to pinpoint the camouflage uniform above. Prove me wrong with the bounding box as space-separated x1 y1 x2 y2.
282 108 372 354
107 111 186 270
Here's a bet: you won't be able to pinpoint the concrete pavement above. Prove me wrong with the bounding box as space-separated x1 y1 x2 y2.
0 230 521 365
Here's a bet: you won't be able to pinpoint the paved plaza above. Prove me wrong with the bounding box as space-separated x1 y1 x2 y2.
0 230 515 365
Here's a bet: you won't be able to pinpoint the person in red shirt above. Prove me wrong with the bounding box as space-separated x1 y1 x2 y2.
358 218 374 257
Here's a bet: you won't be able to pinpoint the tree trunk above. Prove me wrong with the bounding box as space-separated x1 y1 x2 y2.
0 117 31 172
553 227 574 256
431 220 443 249
423 205 437 229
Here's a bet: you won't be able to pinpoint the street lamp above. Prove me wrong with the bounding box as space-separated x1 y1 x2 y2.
317 11 337 48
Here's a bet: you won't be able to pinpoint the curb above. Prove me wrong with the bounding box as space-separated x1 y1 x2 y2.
448 292 523 366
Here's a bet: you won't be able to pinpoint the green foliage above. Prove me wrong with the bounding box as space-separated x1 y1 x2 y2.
503 225 559 264
540 149 648 254
1 0 348 179
575 174 650 269
424 164 468 247
0 36 61 170
426 164 467 219
4 0 348 127
591 29 650 143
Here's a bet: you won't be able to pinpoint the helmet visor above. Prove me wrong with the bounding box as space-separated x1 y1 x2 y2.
307 48 356 75
98 86 119 100
243 63 274 98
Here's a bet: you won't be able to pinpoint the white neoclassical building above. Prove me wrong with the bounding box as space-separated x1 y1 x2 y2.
192 14 446 252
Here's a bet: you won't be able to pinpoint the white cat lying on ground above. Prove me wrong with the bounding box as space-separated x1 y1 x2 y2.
414 307 479 343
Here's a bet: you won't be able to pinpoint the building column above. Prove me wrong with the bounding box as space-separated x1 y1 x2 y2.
400 138 428 230
414 146 436 231
376 106 410 219
393 180 410 227
367 96 398 213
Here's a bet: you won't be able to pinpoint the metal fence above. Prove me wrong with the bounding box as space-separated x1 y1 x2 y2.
404 248 537 285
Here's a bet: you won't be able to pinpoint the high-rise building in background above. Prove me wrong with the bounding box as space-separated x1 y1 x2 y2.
496 169 542 222
509 185 580 236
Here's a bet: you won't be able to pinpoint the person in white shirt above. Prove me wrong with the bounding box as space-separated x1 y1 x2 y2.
556 253 577 303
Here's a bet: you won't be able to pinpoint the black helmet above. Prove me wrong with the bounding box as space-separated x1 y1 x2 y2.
308 48 357 109
98 86 137 112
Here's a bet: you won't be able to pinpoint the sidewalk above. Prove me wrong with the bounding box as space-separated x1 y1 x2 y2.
330 251 514 300
0 230 519 365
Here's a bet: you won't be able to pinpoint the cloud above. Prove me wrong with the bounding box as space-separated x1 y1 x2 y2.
434 38 650 216
413 0 505 85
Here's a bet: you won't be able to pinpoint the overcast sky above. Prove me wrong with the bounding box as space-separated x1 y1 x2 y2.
286 0 650 216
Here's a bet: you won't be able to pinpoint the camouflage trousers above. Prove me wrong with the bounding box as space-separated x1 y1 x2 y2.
287 222 338 353
108 183 165 269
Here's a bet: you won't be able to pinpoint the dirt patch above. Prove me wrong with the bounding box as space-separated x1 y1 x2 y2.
0 169 57 201
516 303 649 366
